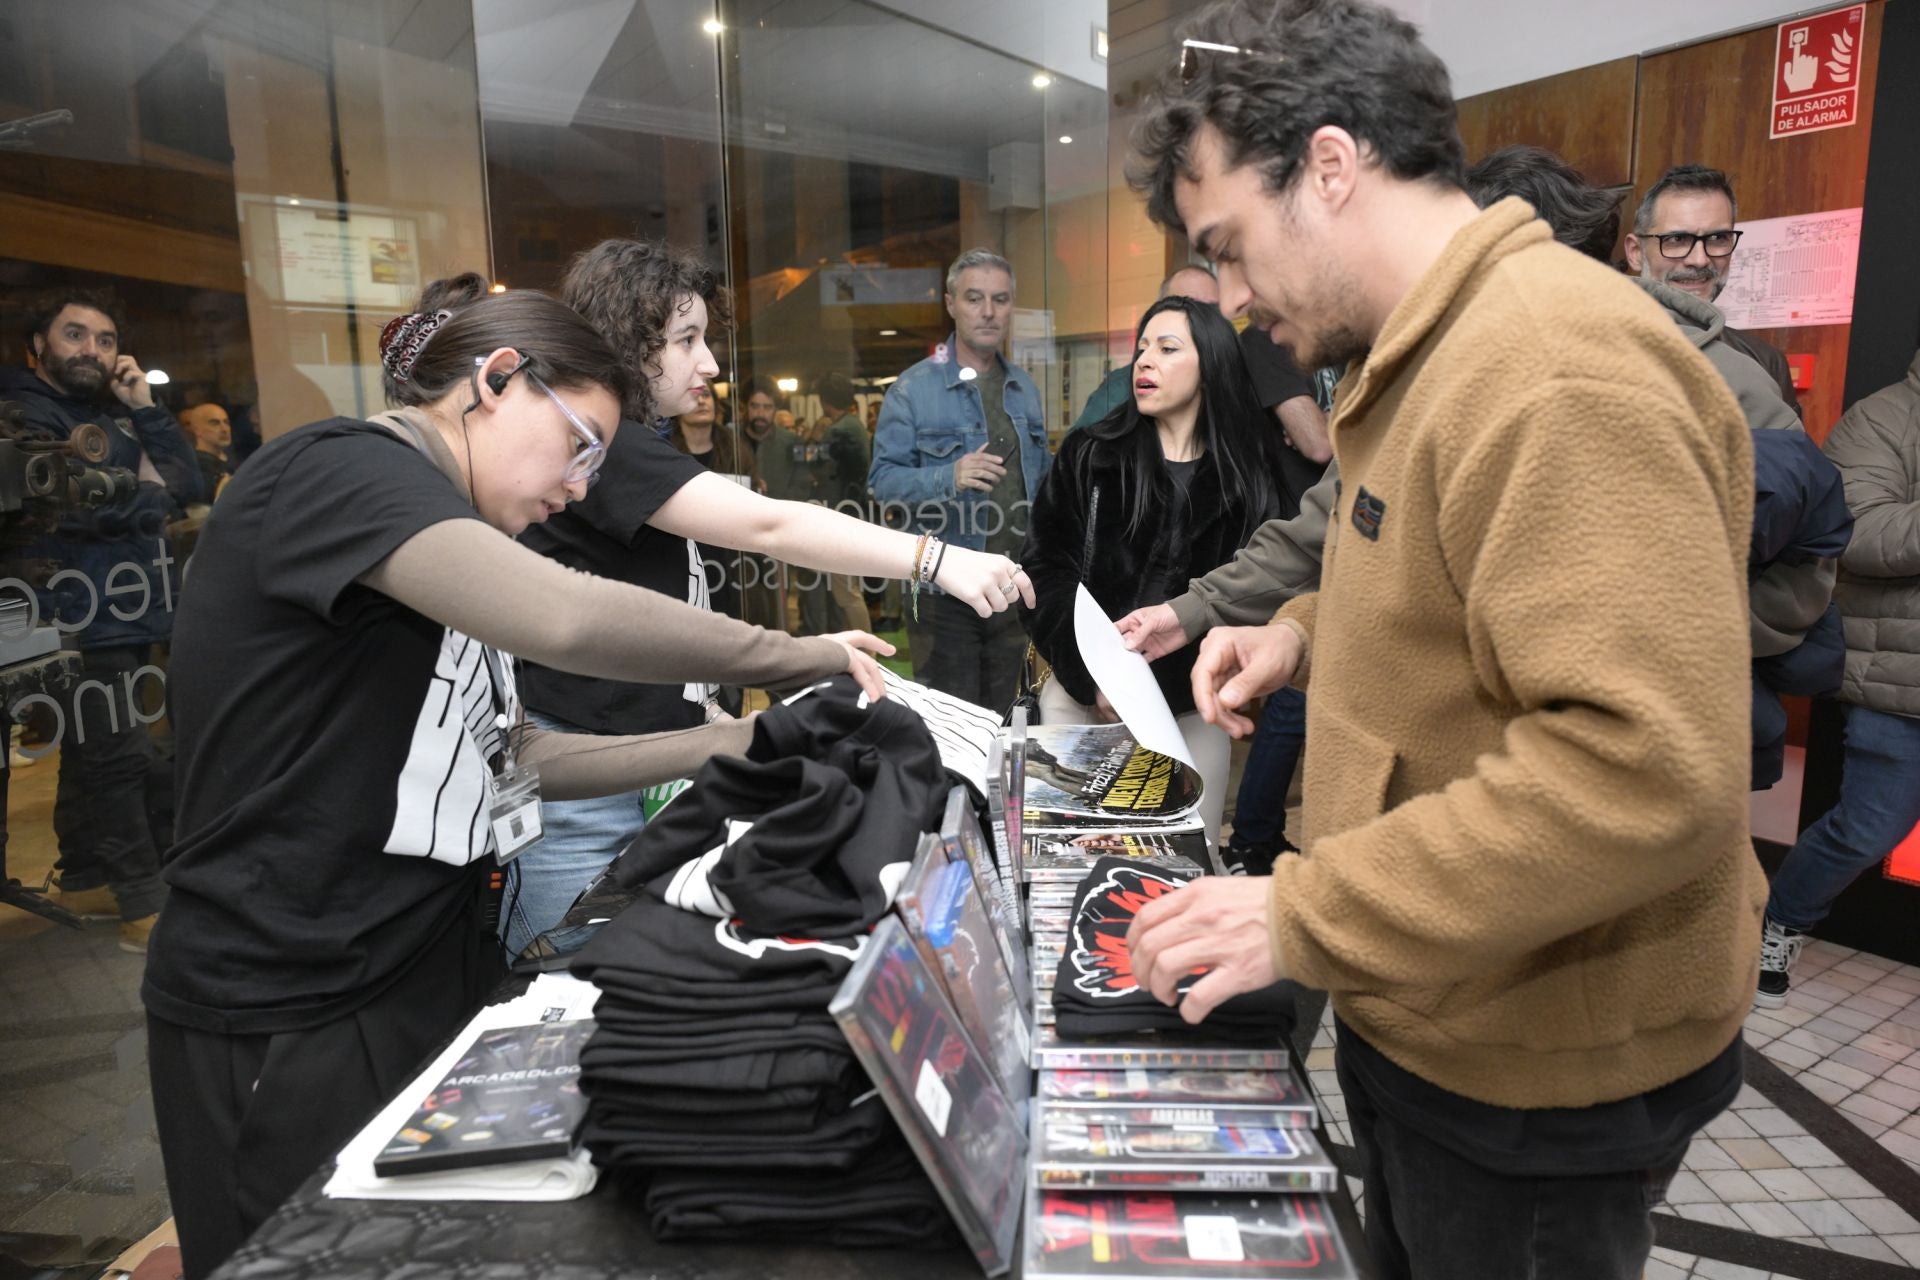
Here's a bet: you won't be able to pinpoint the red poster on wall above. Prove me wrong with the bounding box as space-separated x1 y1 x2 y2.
1771 4 1867 140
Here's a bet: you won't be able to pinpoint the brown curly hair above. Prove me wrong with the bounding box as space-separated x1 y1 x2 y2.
557 238 734 422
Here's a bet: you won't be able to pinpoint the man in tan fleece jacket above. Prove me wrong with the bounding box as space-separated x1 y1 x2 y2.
1123 2 1764 1275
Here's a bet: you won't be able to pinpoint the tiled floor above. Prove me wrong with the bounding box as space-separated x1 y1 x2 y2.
1300 938 1920 1275
1 753 170 1273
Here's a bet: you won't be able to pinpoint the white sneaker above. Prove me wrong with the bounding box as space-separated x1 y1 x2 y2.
1755 915 1806 1010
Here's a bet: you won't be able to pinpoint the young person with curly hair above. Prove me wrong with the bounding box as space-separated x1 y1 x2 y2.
507 239 1034 953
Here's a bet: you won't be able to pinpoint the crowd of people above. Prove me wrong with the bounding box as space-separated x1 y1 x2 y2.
1 0 1915 1277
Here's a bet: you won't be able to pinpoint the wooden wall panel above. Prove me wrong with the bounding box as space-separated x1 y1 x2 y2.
1633 1 1885 440
1456 56 1640 190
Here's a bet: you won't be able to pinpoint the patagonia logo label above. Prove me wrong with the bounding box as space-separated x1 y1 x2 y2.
1352 487 1386 541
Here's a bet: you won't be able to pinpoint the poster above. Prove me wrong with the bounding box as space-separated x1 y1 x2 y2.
1713 208 1861 330
1771 4 1866 140
260 200 425 311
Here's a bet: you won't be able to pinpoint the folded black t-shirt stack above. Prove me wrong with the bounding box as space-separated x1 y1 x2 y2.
570 676 961 1249
1051 857 1297 1043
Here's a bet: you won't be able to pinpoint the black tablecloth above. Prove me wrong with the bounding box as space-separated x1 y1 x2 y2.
210 1167 983 1280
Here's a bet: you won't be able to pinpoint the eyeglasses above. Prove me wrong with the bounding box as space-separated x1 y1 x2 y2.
528 372 606 485
1178 37 1284 83
1638 229 1744 260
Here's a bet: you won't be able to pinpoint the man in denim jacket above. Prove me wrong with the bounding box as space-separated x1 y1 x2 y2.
869 249 1051 709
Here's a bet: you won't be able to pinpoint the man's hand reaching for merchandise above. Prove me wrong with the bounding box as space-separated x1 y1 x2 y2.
1126 875 1282 1025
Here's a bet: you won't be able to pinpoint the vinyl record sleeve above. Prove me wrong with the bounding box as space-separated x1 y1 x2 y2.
1040 1068 1317 1131
1023 725 1202 825
373 1020 593 1176
1034 1111 1337 1193
1024 1182 1358 1279
830 915 1025 1275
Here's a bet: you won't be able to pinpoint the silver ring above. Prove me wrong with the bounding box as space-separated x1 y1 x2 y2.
1002 581 1019 599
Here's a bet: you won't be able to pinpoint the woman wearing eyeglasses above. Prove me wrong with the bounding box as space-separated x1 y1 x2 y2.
141 272 889 1280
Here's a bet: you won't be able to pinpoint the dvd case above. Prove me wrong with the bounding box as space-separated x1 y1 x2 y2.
1039 1068 1316 1131
1034 1109 1337 1193
1033 1024 1291 1072
1023 1182 1357 1279
830 915 1025 1276
1025 829 1212 884
372 1020 594 1176
941 785 1031 997
894 835 1032 1111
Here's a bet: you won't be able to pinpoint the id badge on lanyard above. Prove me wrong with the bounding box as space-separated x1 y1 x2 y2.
482 646 543 864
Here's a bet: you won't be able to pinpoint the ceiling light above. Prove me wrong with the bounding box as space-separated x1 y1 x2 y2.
775 377 799 394
490 282 507 293
879 329 898 336
702 18 723 35
1059 135 1073 144
144 369 170 386
287 198 301 206
1031 73 1051 89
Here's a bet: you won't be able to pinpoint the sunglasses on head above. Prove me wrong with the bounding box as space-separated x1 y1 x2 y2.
1178 37 1286 83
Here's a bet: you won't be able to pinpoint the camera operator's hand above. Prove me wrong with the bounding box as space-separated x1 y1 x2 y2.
824 630 897 702
109 355 154 411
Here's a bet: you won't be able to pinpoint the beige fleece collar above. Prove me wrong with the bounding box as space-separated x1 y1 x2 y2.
1337 197 1551 425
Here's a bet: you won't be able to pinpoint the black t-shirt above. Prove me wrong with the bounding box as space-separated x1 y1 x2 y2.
1238 326 1328 515
1164 456 1199 496
144 420 511 1035
517 421 711 736
1337 1018 1743 1177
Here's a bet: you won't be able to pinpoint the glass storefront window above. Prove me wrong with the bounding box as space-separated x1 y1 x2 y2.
1 2 1109 1266
2 2 488 1263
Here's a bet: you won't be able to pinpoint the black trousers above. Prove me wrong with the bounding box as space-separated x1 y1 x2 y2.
146 908 503 1280
905 591 1025 713
52 644 167 919
1337 1041 1682 1280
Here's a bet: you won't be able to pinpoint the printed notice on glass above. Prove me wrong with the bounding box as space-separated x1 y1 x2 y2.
1715 208 1862 330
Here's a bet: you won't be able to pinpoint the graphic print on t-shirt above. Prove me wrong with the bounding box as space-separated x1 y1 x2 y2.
681 536 719 710
384 628 511 866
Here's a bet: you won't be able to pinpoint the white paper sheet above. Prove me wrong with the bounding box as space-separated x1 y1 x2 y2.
324 973 603 1202
1072 583 1197 770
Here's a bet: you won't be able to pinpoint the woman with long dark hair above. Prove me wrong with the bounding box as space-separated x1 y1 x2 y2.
1020 294 1282 842
142 273 889 1280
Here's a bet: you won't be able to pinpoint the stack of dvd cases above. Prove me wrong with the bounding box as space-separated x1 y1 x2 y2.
1012 717 1216 1032
1013 724 1359 1279
1024 1038 1355 1277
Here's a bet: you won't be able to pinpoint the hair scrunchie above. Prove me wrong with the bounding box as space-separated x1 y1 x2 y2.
378 309 453 383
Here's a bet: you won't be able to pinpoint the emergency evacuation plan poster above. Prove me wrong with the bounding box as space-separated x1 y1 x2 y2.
1713 208 1862 330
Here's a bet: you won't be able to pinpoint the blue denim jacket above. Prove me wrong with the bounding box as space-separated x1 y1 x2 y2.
867 335 1052 554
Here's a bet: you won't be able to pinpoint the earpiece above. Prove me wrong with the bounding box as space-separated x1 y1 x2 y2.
473 353 529 398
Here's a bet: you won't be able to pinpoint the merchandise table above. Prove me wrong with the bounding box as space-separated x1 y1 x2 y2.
211 1117 1373 1280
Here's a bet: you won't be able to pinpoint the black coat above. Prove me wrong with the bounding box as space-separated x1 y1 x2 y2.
1020 428 1276 716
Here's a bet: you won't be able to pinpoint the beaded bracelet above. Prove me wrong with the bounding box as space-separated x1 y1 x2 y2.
910 534 930 621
